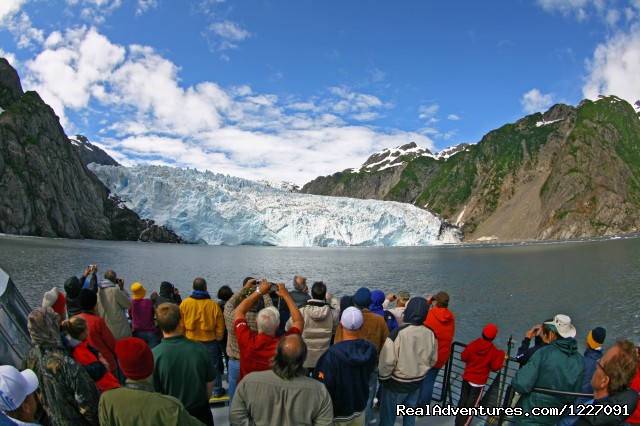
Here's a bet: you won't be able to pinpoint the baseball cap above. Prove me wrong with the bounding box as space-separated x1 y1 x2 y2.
0 365 39 411
341 306 364 330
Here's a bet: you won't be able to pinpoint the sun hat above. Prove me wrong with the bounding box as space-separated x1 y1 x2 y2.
341 306 364 330
587 327 606 349
131 282 146 300
0 365 39 411
545 314 577 338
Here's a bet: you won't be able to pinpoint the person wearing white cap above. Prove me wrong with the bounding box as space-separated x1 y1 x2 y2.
314 307 377 425
0 365 39 425
512 314 584 425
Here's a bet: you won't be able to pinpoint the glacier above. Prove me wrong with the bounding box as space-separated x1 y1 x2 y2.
89 164 462 247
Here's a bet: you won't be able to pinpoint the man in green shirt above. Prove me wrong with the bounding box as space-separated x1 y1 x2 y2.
99 337 201 426
152 302 217 426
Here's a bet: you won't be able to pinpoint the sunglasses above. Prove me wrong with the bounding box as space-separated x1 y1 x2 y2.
596 360 608 376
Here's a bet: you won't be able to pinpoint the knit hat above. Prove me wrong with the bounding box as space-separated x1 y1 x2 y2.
64 276 82 298
42 287 66 317
353 287 372 308
341 307 364 330
79 288 97 311
482 323 498 340
115 337 154 380
587 327 606 350
0 366 39 411
545 314 577 339
131 282 146 300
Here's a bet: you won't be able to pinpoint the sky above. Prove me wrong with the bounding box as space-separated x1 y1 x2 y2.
1 1 640 185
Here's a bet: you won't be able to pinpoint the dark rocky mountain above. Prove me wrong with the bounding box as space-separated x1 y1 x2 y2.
0 58 182 243
70 134 120 167
303 97 640 242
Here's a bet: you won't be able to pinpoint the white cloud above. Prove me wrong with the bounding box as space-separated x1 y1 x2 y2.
206 20 251 51
0 0 28 23
0 49 17 66
521 88 554 114
18 26 430 185
447 114 461 121
583 26 640 102
537 0 589 20
136 0 158 15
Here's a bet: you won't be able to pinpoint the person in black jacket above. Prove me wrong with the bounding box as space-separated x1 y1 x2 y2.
574 339 639 426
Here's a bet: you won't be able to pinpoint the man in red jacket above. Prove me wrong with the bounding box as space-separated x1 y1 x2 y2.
455 323 505 426
419 291 455 406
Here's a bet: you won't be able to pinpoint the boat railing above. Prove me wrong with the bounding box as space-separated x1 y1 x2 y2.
438 338 593 425
0 267 33 367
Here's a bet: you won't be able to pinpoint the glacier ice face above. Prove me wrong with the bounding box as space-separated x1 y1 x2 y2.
89 164 461 247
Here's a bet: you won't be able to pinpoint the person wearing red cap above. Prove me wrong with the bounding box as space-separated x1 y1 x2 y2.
455 323 505 426
98 337 202 426
42 287 67 321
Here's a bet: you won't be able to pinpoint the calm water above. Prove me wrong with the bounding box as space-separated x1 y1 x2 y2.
1 234 639 350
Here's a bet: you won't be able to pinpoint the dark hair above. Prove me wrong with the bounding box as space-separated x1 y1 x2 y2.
217 285 233 301
193 277 207 292
155 303 181 333
605 340 639 395
272 334 307 380
311 281 327 300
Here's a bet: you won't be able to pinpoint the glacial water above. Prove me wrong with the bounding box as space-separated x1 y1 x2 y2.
1 234 639 350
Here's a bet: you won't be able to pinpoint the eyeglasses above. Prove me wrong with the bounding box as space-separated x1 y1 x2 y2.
595 360 608 376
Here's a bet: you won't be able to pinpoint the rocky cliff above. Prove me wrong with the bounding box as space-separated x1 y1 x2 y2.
0 58 182 243
303 97 640 241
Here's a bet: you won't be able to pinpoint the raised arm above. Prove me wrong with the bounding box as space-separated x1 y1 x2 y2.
275 283 304 333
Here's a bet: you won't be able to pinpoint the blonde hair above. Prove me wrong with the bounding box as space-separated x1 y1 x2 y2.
60 316 88 340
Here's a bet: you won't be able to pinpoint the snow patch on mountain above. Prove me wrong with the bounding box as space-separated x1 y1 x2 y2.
356 142 471 173
88 164 461 247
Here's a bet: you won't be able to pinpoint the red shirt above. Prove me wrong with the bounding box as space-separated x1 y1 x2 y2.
71 341 120 393
77 312 118 373
234 318 301 382
627 366 640 424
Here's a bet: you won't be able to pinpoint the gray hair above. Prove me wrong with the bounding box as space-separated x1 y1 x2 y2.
257 306 280 335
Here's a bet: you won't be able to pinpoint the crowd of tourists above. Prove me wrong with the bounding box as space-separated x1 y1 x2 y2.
0 264 639 426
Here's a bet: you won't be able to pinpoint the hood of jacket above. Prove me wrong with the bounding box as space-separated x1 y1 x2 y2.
98 279 116 289
554 337 579 355
332 339 377 367
64 276 82 298
584 347 603 361
403 297 428 325
159 281 175 298
370 290 385 309
430 306 455 324
304 299 332 321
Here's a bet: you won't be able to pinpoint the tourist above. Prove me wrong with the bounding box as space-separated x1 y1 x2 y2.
515 320 553 367
230 334 333 425
152 303 216 426
128 282 159 348
285 281 339 372
60 316 120 393
96 270 132 341
370 290 398 331
0 366 39 425
419 291 456 406
150 281 182 307
334 287 389 425
179 277 226 398
217 284 233 376
573 339 638 425
98 337 202 426
386 290 410 327
455 323 505 426
378 297 438 426
23 307 100 425
76 288 122 384
276 275 310 336
65 265 98 318
223 278 274 404
512 314 584 425
234 279 304 383
314 306 377 425
41 287 67 322
626 344 640 424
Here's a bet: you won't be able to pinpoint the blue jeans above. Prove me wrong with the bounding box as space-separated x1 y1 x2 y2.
133 330 159 349
201 340 223 394
418 367 440 406
379 384 421 426
228 358 240 405
365 368 378 426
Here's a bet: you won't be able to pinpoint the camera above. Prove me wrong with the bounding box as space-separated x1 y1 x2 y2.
392 294 397 300
269 283 279 292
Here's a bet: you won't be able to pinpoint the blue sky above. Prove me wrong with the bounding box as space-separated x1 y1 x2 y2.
1 0 640 185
